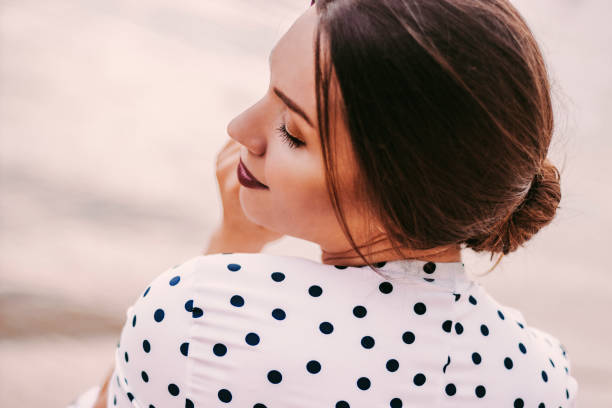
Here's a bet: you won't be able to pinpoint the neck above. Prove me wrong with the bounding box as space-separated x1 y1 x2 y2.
320 234 462 266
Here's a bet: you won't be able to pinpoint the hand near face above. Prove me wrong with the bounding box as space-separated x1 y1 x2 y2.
212 138 285 250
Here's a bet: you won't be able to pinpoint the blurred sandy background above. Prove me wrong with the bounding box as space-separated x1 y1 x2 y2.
0 0 610 406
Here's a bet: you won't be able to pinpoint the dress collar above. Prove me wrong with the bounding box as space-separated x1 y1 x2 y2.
332 258 469 290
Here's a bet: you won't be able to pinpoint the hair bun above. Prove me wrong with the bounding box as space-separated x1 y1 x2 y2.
466 159 561 255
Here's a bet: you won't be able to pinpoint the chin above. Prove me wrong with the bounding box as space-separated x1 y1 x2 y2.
239 187 271 224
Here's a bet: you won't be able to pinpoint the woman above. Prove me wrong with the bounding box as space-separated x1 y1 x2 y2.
70 0 578 407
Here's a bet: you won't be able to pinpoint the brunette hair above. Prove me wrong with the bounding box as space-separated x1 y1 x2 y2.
311 0 561 272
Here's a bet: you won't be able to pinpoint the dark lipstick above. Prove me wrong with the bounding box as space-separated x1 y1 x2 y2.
237 158 268 189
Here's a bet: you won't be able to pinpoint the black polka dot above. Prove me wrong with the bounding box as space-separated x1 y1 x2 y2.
423 278 435 283
272 308 286 320
423 262 436 274
480 324 489 336
124 351 129 363
227 263 241 272
386 359 399 372
514 398 524 408
390 397 402 408
442 320 452 333
253 404 267 408
245 332 260 345
169 276 180 286
309 285 323 297
319 322 334 334
375 261 387 268
141 371 149 382
497 310 505 320
475 385 486 398
472 352 482 365
402 331 415 344
504 357 514 369
566 388 570 399
469 295 477 305
413 373 426 386
192 307 203 318
127 393 134 402
453 293 461 301
517 322 524 329
445 383 456 396
353 305 367 318
538 403 545 408
154 309 165 322
379 282 393 294
413 302 426 315
132 315 137 327
336 401 350 408
306 360 321 374
541 370 548 382
218 388 232 403
334 265 348 269
185 399 194 408
184 300 193 312
168 383 180 396
356 377 370 390
361 336 375 349
271 272 285 282
519 343 527 354
180 342 189 356
455 322 464 335
213 343 227 356
267 370 282 384
230 295 244 307
113 395 116 406
143 287 150 297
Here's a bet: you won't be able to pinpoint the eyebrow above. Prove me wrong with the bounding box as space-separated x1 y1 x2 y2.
273 87 314 128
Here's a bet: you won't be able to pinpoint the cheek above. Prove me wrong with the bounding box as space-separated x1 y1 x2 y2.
271 155 327 210
239 148 336 235
269 150 332 218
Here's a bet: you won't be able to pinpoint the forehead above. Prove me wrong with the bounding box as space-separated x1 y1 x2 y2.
269 7 319 120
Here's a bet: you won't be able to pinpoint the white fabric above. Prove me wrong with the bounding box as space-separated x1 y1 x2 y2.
70 252 578 407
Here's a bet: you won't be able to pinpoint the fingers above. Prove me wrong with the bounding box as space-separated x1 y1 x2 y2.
218 138 240 157
216 139 241 167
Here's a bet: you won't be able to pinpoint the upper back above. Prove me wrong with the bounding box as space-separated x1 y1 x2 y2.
110 253 577 408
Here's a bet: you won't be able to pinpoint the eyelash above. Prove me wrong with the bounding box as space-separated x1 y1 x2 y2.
276 122 305 149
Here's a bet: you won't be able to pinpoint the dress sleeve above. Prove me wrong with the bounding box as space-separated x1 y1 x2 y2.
504 306 579 406
106 258 200 408
65 385 101 408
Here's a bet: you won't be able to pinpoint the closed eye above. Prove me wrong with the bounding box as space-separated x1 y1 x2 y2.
276 122 305 149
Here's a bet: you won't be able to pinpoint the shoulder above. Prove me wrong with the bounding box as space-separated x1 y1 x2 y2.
109 253 329 406
131 253 321 298
122 252 322 326
468 289 579 405
110 253 325 406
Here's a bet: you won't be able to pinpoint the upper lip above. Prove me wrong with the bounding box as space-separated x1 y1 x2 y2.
239 157 268 187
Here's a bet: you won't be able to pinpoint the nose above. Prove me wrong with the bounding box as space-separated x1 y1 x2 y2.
226 102 267 157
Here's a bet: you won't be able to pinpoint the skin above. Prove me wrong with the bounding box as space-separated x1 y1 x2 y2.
224 5 460 265
94 5 460 406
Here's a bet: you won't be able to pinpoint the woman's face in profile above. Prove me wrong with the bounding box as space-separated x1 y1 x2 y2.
226 6 368 253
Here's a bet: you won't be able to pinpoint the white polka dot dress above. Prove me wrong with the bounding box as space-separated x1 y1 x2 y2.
70 253 578 408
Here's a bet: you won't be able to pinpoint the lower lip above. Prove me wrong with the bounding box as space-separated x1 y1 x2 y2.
237 160 269 189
